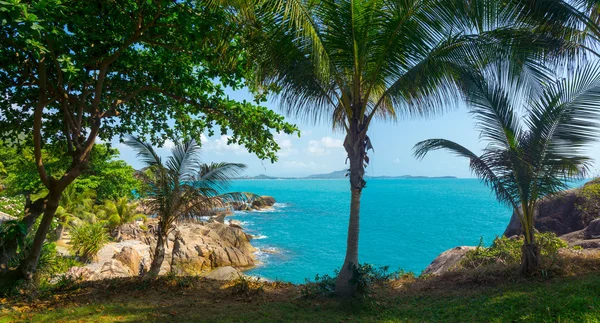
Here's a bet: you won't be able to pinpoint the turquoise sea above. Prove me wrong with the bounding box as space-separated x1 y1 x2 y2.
228 178 515 283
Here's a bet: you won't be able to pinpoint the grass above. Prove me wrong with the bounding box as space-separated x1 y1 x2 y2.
2 269 600 322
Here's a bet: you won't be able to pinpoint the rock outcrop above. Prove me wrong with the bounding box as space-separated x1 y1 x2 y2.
168 222 256 275
203 266 241 281
422 246 476 276
65 219 256 281
504 190 587 237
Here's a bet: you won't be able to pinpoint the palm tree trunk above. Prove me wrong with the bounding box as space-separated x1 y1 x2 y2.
18 191 61 280
521 208 539 275
148 228 166 276
335 119 367 299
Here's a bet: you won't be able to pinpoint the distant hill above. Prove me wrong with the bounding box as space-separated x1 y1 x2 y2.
305 170 347 179
235 170 457 180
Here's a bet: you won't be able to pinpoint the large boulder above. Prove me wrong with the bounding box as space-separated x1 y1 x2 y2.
585 219 600 239
91 259 135 280
167 222 256 275
204 266 240 281
252 196 276 209
113 246 142 275
422 246 476 276
504 189 591 237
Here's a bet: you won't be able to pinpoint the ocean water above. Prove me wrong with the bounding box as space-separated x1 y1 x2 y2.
227 179 525 283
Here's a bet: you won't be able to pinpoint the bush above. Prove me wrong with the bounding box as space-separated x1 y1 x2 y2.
0 196 25 217
460 233 568 273
301 264 413 299
229 274 264 297
70 222 109 263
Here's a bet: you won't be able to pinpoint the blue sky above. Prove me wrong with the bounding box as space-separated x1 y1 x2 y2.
111 87 600 178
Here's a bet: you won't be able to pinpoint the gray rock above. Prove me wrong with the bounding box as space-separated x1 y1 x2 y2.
204 266 240 281
585 219 600 239
422 246 476 276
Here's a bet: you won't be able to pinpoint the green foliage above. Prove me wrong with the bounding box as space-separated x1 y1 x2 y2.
55 185 97 228
0 196 24 217
0 0 298 163
95 196 146 231
576 179 600 221
69 222 109 263
302 264 412 298
0 220 27 253
229 274 265 297
461 233 568 272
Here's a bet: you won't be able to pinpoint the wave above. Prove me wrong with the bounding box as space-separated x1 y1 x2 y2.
253 235 268 240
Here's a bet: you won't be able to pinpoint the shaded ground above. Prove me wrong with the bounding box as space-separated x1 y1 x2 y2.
1 273 600 322
2 250 600 322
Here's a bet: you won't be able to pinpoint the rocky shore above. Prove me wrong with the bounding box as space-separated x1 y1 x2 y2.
63 196 276 281
424 180 600 276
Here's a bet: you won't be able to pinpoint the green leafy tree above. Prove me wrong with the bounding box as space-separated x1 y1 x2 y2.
414 62 600 274
0 0 297 280
95 196 146 240
227 0 584 297
126 136 247 276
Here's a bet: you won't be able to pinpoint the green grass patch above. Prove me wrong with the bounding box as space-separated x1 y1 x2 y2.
2 273 600 322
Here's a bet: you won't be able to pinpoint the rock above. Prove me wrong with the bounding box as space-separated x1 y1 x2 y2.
62 266 95 282
92 259 135 280
260 196 276 206
167 222 256 275
251 196 276 209
228 220 243 229
204 266 240 281
422 246 476 276
0 211 16 226
113 246 142 275
504 190 589 237
585 219 600 239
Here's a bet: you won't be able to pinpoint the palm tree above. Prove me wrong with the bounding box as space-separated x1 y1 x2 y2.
125 136 247 276
54 185 96 241
413 62 600 275
95 197 146 240
226 0 584 297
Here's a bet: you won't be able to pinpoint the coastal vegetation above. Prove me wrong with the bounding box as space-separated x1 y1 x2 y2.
125 136 247 275
221 0 590 298
414 62 600 274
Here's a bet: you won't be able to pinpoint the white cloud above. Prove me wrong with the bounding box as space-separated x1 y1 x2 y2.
393 158 400 164
305 136 344 156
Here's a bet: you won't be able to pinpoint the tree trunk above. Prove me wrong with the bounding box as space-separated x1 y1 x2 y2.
148 229 166 276
335 117 367 299
18 191 61 280
0 196 45 272
521 242 540 275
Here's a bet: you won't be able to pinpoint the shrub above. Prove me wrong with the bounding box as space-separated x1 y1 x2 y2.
229 274 264 297
460 233 568 273
301 264 413 299
70 222 109 263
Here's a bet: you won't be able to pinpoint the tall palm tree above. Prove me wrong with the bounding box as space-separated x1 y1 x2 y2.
95 197 146 240
54 185 96 241
413 62 600 274
226 0 584 297
125 136 247 276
